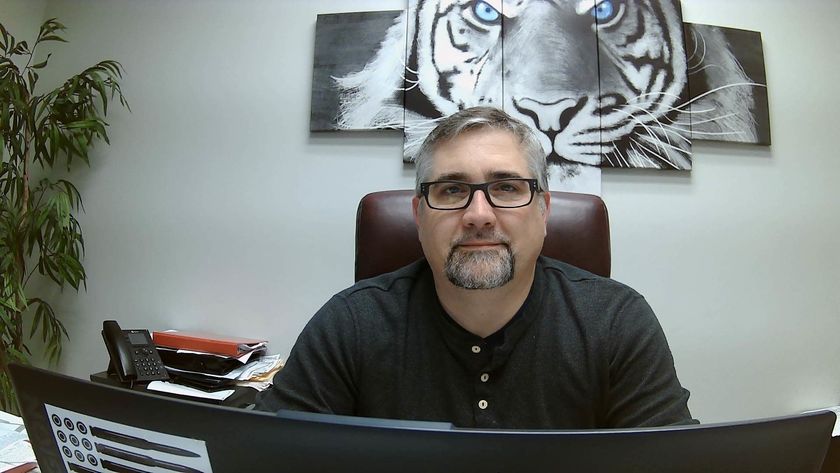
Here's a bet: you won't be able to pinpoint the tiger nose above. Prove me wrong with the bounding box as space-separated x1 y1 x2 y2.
512 96 589 132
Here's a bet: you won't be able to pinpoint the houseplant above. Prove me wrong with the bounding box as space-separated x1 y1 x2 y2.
0 18 128 413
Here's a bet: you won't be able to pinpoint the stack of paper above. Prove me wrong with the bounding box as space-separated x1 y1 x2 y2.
149 330 281 402
0 410 37 472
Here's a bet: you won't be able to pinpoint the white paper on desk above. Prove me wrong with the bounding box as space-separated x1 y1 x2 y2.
147 381 235 401
0 410 24 425
236 354 284 380
0 412 28 450
0 411 37 469
166 354 284 381
171 345 266 363
803 406 840 437
0 438 36 464
0 425 28 449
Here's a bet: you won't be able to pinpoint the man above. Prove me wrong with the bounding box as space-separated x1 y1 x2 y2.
256 107 696 428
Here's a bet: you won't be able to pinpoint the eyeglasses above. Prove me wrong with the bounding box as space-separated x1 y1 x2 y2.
419 178 541 210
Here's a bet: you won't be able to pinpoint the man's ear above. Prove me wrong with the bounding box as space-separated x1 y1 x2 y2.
412 195 421 228
542 191 551 237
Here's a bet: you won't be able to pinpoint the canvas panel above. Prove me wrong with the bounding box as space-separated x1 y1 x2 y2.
684 23 770 145
594 0 692 171
310 11 405 131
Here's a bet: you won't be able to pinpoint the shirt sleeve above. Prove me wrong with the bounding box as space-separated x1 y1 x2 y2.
604 293 698 427
254 295 359 415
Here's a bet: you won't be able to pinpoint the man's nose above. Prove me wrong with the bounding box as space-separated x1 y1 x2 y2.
461 189 497 227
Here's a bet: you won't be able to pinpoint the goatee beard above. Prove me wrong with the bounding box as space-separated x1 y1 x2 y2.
445 233 514 290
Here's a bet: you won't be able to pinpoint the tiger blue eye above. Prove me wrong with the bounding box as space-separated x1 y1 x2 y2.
591 1 615 22
473 1 501 24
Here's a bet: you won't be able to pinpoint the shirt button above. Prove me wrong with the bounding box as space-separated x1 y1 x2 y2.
471 345 481 354
478 400 488 409
480 373 490 382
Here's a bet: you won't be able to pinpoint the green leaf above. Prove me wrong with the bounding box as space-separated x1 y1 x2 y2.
0 17 127 384
29 301 43 339
0 23 10 53
26 70 38 91
38 35 67 44
30 53 51 70
11 41 29 55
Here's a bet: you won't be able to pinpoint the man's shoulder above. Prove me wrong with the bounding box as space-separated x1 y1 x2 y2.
537 256 642 299
337 258 430 302
314 259 430 334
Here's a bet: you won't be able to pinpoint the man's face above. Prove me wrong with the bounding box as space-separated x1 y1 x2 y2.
412 128 550 290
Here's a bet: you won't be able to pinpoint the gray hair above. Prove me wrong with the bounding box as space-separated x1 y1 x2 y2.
413 106 549 194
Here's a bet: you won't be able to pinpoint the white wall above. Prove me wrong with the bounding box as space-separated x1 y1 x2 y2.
0 0 47 37
9 0 839 423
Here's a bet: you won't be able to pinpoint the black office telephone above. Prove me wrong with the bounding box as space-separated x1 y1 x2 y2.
102 320 169 383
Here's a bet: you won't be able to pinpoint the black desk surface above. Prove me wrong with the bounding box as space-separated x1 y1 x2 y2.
87 371 839 471
823 437 840 473
89 371 257 408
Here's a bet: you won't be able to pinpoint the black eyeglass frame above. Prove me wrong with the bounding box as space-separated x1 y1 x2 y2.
419 178 542 210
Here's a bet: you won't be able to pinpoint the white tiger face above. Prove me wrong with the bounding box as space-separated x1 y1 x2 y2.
406 0 690 169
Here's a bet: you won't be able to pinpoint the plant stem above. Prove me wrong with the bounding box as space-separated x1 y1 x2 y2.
13 104 32 352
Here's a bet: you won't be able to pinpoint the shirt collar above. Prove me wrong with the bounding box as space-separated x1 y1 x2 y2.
413 259 547 371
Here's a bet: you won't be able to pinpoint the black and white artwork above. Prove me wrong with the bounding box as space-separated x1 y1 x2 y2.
310 1 770 191
683 23 770 146
310 11 405 131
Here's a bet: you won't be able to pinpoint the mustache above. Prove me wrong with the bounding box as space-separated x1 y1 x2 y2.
451 230 511 248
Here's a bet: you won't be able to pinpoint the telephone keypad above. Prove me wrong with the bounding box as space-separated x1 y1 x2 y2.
131 345 168 382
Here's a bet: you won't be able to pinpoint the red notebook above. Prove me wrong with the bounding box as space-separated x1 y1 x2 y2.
152 330 266 357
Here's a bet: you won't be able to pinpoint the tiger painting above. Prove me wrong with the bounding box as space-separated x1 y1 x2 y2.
314 0 768 184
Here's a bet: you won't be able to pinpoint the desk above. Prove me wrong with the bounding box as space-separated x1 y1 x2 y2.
89 371 257 408
823 437 840 473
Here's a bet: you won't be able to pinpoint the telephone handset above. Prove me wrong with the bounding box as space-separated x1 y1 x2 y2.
102 320 169 383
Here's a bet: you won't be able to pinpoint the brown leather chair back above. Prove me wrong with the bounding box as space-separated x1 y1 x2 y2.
355 190 611 281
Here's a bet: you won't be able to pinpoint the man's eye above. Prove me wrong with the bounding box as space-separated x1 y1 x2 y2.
497 184 517 192
443 185 467 195
491 181 524 193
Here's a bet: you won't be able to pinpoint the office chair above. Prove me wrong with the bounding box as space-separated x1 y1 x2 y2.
355 190 610 282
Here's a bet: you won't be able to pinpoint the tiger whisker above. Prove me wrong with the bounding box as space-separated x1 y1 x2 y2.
610 148 629 168
628 95 716 117
603 149 616 167
628 92 716 115
637 115 691 152
688 63 726 75
671 82 768 111
611 107 677 153
618 105 678 150
666 106 718 115
628 143 643 167
614 145 631 168
631 92 721 115
628 142 659 168
690 29 709 71
612 149 628 168
608 149 621 168
630 137 678 170
397 82 421 92
672 112 739 126
639 133 691 155
661 123 747 137
685 29 700 65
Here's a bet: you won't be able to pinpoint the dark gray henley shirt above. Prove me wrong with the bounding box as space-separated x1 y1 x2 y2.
256 257 696 428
